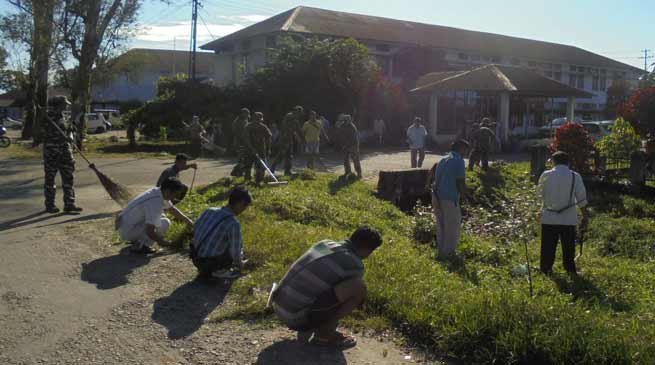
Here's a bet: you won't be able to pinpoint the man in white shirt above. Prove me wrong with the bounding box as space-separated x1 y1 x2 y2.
537 151 589 275
373 118 386 146
116 178 194 254
406 117 428 168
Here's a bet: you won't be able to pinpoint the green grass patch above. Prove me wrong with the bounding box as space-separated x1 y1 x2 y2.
168 166 655 364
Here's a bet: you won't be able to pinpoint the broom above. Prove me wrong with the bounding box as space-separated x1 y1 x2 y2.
44 112 134 207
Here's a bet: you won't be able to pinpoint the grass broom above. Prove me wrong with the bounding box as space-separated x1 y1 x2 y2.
44 113 134 207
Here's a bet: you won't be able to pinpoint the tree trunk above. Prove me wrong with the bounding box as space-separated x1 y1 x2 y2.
71 56 93 149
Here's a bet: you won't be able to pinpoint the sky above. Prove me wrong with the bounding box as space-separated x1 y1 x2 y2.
1 0 653 71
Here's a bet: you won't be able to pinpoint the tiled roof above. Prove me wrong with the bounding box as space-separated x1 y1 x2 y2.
118 48 215 75
201 6 641 73
412 64 594 98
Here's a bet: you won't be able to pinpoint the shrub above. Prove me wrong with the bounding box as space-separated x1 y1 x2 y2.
596 118 642 159
550 122 595 173
620 86 655 136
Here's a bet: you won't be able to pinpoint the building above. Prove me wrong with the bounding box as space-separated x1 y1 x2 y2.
200 6 643 138
91 48 216 106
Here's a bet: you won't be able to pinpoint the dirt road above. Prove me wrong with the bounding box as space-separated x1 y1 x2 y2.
0 152 441 364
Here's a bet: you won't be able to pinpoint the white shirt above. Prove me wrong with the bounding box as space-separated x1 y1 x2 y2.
119 187 172 229
538 165 587 226
407 124 428 149
374 119 386 134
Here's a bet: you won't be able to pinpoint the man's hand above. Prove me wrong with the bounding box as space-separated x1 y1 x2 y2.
190 163 198 170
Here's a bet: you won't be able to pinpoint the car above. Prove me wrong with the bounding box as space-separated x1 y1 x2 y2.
582 121 612 142
94 109 123 128
1 117 23 130
86 113 112 133
538 117 582 137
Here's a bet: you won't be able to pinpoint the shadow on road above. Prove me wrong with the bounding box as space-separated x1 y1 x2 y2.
36 212 116 228
0 211 64 232
256 339 347 365
81 247 164 290
152 279 233 339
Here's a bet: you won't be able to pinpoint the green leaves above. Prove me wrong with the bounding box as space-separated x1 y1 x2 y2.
596 118 642 159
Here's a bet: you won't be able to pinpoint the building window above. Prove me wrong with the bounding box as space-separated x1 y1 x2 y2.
376 44 390 52
569 73 577 87
592 75 599 91
241 54 249 75
577 74 584 89
600 76 607 90
491 56 501 63
458 52 468 60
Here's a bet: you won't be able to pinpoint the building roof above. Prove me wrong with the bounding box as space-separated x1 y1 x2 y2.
116 48 215 75
412 64 594 98
201 6 641 73
0 87 71 107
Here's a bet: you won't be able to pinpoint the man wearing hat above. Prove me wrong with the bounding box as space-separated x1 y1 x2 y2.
468 117 497 171
42 96 82 213
188 115 206 157
271 110 304 176
230 108 251 177
537 151 588 275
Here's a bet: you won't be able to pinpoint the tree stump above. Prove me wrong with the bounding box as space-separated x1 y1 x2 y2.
377 169 431 211
529 145 549 184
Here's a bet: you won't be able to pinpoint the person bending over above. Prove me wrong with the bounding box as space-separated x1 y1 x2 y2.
271 226 383 348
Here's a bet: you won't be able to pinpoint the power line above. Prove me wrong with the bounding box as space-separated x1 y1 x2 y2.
639 49 653 72
198 13 216 40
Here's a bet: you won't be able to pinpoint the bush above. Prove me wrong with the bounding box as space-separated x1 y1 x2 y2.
550 122 595 173
596 118 642 159
620 87 655 136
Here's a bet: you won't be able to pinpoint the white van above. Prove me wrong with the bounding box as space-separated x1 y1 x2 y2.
95 109 122 128
86 113 111 133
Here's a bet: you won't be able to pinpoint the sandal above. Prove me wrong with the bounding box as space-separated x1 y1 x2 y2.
310 331 357 349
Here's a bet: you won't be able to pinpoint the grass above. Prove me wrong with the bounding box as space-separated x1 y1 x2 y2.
168 164 655 364
0 136 196 160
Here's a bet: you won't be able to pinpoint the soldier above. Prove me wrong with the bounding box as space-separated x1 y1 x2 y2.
271 111 304 175
188 115 206 157
335 114 362 178
230 108 251 177
302 110 328 169
42 96 82 214
468 117 497 171
243 112 273 183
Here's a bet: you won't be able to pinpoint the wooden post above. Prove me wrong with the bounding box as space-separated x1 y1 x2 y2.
530 145 549 184
629 151 647 191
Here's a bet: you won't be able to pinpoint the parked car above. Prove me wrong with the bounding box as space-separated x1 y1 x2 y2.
538 117 582 137
94 109 123 128
582 121 612 142
1 117 23 130
86 113 112 133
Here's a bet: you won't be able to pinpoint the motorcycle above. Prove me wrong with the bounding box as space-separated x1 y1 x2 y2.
0 126 10 147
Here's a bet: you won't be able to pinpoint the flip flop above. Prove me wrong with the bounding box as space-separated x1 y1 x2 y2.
310 331 357 349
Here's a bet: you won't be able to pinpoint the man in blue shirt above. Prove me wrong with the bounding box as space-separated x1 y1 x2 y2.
191 187 252 281
432 140 470 259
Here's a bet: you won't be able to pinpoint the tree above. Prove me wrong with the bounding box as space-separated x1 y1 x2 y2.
596 118 642 159
550 122 595 174
605 79 633 119
60 0 140 148
620 87 655 136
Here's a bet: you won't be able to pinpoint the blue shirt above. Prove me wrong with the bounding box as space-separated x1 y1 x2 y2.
193 207 243 262
433 151 466 203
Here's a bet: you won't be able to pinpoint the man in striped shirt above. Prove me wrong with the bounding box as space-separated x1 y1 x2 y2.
191 187 252 280
271 226 383 349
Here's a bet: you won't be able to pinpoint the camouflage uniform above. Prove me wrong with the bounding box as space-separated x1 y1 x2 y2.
243 117 272 182
230 114 250 177
43 110 76 210
469 125 497 170
271 112 303 175
188 118 205 157
335 117 362 177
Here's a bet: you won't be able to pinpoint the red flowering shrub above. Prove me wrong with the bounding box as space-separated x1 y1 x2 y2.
550 122 595 173
620 87 655 136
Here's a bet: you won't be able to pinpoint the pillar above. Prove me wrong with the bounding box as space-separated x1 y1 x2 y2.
429 91 439 141
566 96 576 122
498 92 510 143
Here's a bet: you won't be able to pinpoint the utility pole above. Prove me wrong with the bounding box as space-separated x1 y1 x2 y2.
188 0 199 80
639 49 653 72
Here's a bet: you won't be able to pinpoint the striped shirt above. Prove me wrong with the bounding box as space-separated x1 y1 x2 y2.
192 207 243 262
272 240 364 329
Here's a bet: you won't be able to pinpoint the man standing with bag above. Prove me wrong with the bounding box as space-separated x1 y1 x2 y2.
538 151 588 276
432 140 470 259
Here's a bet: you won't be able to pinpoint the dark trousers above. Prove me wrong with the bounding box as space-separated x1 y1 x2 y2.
540 224 577 274
343 148 362 177
271 144 293 175
192 249 233 278
43 144 76 208
469 149 489 170
410 149 425 168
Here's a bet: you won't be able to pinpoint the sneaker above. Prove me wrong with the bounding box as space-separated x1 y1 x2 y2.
64 205 83 213
45 206 60 214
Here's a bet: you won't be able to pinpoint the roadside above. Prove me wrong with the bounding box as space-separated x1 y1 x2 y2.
0 153 444 365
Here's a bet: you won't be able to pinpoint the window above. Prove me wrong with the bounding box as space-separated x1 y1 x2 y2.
491 56 501 63
569 73 577 87
554 64 562 70
570 65 577 72
600 76 607 90
375 44 390 52
592 75 599 91
241 54 249 75
470 55 481 61
458 52 468 60
577 74 584 89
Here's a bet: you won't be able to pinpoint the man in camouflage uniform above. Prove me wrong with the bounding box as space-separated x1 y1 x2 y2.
335 114 362 178
468 117 497 171
230 108 251 177
188 115 205 158
243 112 273 183
42 96 82 214
271 109 304 175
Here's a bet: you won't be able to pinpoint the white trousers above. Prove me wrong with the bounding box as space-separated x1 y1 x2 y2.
118 215 171 248
432 195 462 257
